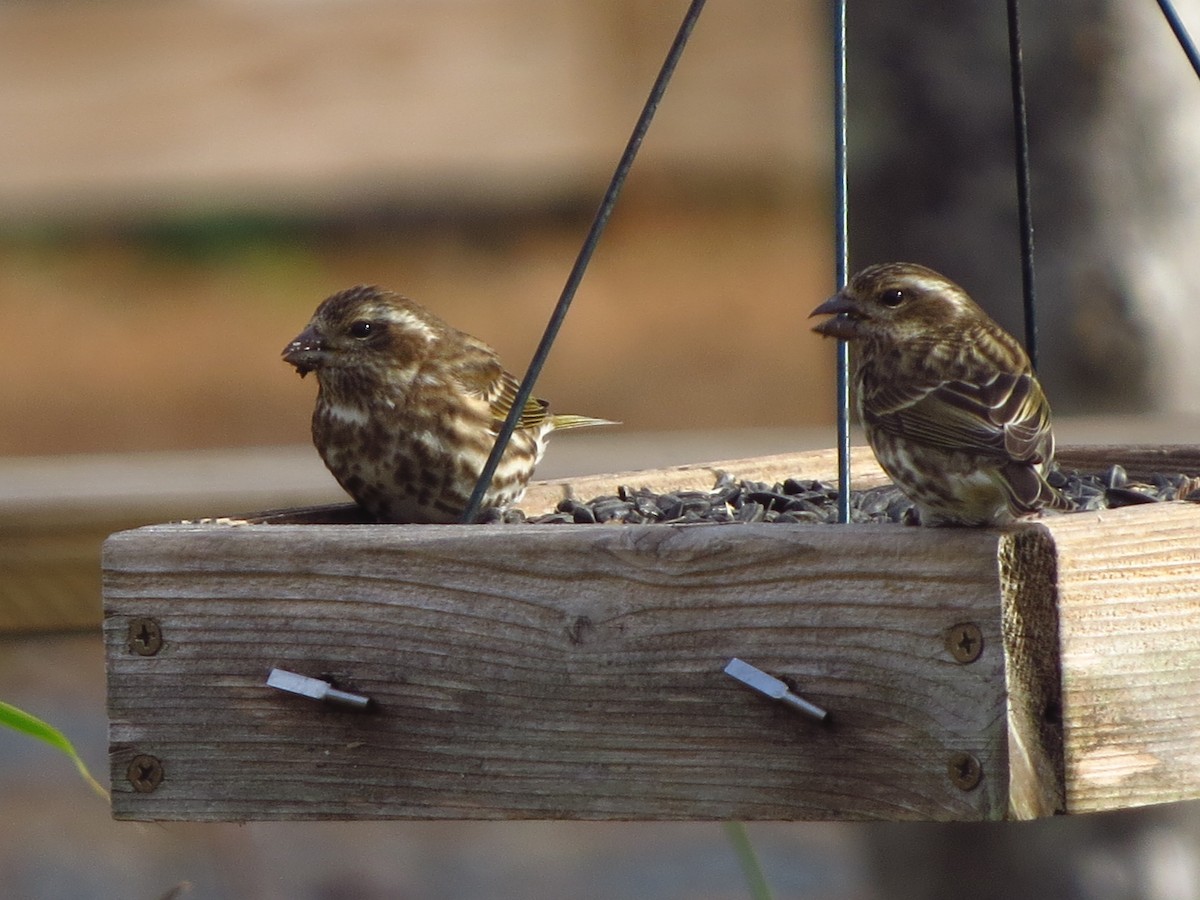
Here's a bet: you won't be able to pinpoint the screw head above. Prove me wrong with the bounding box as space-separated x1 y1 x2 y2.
945 623 984 664
127 754 164 793
948 752 983 791
128 618 163 656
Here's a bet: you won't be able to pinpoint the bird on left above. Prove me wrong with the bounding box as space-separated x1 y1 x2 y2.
283 285 614 523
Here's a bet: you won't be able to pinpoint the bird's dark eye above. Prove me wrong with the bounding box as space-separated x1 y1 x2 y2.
879 289 906 307
348 320 378 339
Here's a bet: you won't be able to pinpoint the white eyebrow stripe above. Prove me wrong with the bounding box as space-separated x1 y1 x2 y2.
904 276 973 311
378 307 436 340
907 276 952 294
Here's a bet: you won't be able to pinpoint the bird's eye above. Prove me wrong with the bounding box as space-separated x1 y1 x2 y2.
348 320 377 339
879 289 906 307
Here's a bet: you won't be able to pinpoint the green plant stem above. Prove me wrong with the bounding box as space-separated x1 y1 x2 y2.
723 820 774 900
0 700 109 801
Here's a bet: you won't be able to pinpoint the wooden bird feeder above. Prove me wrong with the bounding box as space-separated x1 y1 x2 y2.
102 443 1200 822
98 0 1200 829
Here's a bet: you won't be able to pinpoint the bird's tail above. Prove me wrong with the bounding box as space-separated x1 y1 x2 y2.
549 414 619 431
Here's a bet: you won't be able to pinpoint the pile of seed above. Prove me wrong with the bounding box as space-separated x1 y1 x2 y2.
479 464 1200 526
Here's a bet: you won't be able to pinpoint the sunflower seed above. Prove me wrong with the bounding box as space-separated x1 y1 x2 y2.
510 465 1197 526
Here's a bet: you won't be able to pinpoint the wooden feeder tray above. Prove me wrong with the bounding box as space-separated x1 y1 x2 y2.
102 444 1200 822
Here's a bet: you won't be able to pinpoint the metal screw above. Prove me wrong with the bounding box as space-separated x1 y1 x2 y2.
948 752 983 791
266 668 372 711
723 658 829 723
945 623 983 664
128 618 163 656
127 754 164 793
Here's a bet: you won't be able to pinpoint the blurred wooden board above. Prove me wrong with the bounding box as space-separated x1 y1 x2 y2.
0 448 344 633
0 0 821 222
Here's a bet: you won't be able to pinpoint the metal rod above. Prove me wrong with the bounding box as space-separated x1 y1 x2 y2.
833 0 851 524
1006 0 1039 367
1157 0 1200 78
461 0 709 523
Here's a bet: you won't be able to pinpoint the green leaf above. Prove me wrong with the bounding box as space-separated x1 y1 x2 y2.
723 821 774 900
0 700 109 801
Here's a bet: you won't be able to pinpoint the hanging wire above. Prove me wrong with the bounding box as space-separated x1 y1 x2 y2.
1006 0 1039 367
1157 0 1200 78
460 0 709 524
833 0 851 525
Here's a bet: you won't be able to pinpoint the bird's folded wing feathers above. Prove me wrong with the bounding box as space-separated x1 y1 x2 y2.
866 371 1052 464
451 342 550 430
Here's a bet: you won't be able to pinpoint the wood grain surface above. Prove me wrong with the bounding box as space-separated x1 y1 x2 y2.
105 522 1011 821
101 445 1200 821
1035 503 1200 813
10 441 1199 633
998 527 1065 819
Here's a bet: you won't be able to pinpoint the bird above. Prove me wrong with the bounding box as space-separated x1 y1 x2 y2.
809 262 1070 526
282 285 614 523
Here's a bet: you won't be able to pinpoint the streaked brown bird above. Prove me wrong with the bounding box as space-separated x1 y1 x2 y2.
810 262 1070 526
283 285 614 523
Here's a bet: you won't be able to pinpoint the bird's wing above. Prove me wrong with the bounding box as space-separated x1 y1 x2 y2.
451 339 550 431
865 370 1053 465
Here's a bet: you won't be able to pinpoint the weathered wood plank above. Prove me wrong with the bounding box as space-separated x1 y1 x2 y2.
998 527 1065 820
104 523 1013 822
9 440 1197 633
519 446 889 516
1055 445 1200 478
101 443 1200 821
2 440 864 631
1033 503 1200 814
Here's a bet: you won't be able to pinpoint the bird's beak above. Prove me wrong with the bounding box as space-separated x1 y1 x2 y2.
809 291 862 340
282 326 327 377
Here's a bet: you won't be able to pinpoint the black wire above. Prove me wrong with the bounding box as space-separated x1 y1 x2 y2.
1007 0 1039 368
833 0 851 525
1157 0 1200 78
460 0 709 523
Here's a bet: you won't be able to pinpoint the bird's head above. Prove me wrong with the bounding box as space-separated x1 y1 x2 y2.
810 262 982 345
282 285 440 378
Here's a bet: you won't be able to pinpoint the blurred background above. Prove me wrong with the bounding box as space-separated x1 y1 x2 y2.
3 0 1200 897
0 0 834 458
